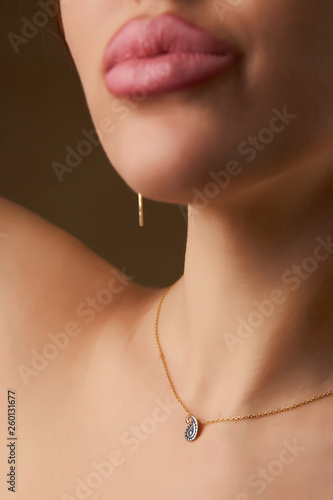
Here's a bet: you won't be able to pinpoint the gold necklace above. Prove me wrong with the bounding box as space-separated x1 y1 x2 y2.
154 281 333 442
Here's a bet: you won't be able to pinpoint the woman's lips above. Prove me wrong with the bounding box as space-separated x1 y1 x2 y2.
102 13 241 97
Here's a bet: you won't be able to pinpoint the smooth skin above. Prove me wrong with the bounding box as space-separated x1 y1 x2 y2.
2 0 333 498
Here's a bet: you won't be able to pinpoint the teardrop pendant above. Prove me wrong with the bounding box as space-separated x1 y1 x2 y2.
184 414 199 441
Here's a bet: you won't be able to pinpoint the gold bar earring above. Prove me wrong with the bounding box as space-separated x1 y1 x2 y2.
138 193 144 227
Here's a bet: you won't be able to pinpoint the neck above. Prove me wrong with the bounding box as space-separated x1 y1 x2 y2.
158 159 333 420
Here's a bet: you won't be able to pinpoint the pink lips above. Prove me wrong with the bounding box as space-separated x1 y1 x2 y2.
102 13 241 98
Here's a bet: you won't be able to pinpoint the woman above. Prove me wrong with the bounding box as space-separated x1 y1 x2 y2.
2 1 333 499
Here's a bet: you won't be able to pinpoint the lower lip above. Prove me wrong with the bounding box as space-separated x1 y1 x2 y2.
104 51 239 98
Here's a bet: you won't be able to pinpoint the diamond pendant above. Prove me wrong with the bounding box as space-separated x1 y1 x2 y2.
184 414 199 441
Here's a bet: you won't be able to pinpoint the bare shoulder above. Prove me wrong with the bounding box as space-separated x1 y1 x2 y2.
0 197 149 350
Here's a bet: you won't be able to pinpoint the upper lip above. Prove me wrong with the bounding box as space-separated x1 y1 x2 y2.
103 12 240 73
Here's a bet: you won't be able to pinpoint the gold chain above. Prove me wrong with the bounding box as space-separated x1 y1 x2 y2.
154 281 333 426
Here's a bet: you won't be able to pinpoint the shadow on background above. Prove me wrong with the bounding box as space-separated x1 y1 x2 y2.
1 2 187 287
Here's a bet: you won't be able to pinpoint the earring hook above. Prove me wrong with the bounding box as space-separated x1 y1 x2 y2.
138 193 144 227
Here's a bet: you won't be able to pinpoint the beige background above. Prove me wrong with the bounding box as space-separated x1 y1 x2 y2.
1 3 187 287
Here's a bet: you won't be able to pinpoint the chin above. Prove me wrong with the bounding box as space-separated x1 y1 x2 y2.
109 149 199 205
102 130 226 205
96 108 240 205
90 87 330 207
